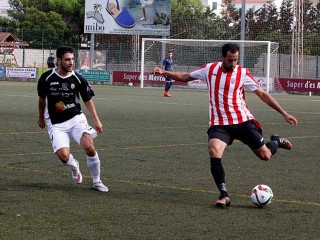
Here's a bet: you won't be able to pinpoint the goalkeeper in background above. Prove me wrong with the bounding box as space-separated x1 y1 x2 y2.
162 50 174 97
154 43 298 208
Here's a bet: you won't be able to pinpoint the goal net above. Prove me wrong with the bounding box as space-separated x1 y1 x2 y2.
141 38 279 93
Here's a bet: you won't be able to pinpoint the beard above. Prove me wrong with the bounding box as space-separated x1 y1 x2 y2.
222 62 235 72
61 65 72 73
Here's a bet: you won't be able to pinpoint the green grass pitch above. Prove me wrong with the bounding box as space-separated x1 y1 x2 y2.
0 81 319 239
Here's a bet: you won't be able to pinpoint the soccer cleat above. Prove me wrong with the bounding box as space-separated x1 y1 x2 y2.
71 160 82 184
140 17 145 21
93 181 109 192
215 196 231 208
164 91 171 97
270 133 292 150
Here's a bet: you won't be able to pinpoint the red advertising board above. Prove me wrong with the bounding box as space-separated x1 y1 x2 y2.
112 71 187 86
278 78 320 92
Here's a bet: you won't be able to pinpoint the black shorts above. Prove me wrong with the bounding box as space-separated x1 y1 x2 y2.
207 120 264 150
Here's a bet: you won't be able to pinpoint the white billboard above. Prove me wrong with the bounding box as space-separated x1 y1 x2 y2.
6 67 37 78
84 0 170 36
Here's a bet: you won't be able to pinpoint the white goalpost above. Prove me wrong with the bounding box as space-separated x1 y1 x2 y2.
141 38 279 93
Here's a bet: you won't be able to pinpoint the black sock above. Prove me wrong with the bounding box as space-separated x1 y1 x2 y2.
266 141 278 155
210 158 228 197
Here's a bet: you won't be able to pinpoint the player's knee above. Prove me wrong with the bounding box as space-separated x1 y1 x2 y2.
209 147 223 158
84 145 96 156
254 146 273 161
57 153 69 163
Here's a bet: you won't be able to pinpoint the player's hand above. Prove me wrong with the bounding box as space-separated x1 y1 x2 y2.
37 117 46 129
153 67 163 76
284 113 298 126
94 119 103 134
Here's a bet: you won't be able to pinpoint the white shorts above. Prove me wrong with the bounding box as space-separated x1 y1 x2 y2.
46 113 97 153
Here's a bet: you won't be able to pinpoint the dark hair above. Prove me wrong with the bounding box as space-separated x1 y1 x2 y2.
56 46 75 59
221 43 239 57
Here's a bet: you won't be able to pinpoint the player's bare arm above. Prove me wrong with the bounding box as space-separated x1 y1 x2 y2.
254 87 298 126
84 100 103 133
38 97 46 129
153 67 194 82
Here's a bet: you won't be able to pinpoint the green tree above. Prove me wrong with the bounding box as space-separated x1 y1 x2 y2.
170 0 204 39
278 0 293 35
171 0 238 40
303 0 315 34
220 0 240 39
7 0 85 46
47 0 85 38
0 16 18 31
306 1 320 55
249 3 278 41
303 0 320 55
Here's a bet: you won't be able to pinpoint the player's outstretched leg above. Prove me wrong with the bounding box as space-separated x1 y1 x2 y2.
270 133 292 150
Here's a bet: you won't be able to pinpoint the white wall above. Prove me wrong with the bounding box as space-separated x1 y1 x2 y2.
201 0 223 15
0 0 10 17
201 0 280 15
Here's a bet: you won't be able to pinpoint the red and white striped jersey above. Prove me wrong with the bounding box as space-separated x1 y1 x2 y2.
190 62 260 126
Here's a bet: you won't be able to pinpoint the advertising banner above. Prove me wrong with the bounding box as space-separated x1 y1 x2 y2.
0 66 4 77
278 78 320 92
113 71 187 86
255 77 273 92
76 69 111 82
186 77 272 90
6 67 37 78
188 80 207 89
84 0 170 36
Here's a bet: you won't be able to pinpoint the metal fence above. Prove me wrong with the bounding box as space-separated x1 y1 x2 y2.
1 27 320 79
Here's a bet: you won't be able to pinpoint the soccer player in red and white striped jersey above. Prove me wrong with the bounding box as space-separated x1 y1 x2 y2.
154 43 298 208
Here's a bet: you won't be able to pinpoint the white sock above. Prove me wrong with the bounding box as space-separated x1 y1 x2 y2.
65 154 78 171
87 153 101 183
